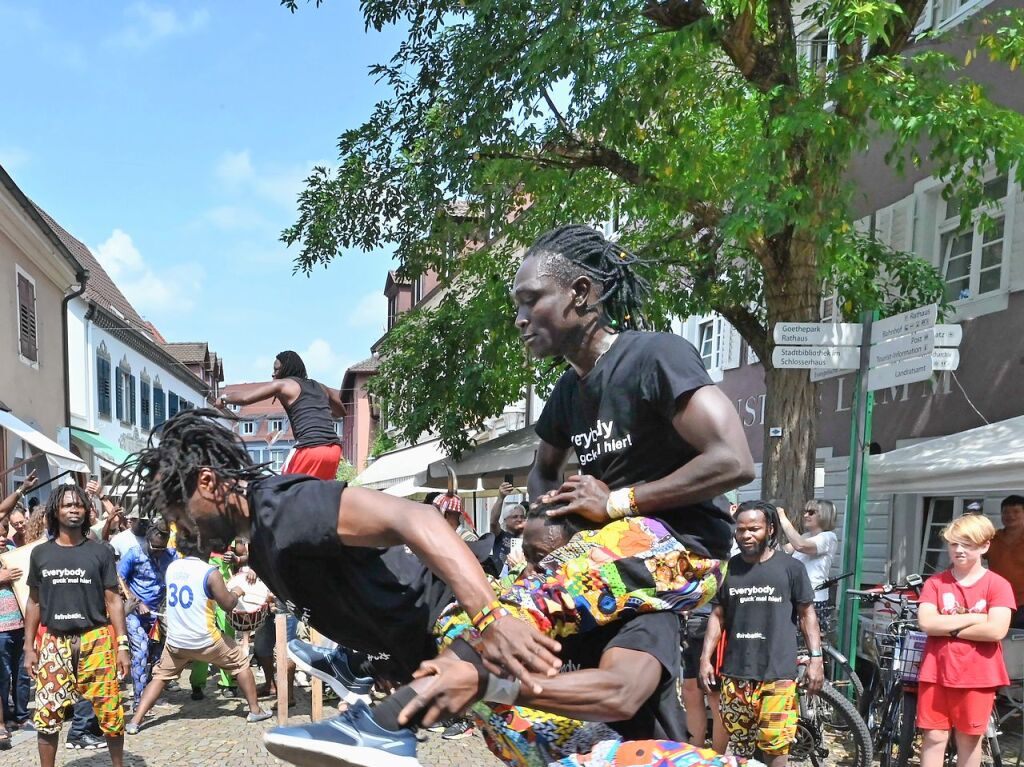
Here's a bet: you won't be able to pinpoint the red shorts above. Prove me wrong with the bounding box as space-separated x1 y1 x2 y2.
917 680 996 735
283 444 343 480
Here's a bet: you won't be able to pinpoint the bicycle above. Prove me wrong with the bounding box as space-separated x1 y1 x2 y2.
804 572 864 713
788 662 872 767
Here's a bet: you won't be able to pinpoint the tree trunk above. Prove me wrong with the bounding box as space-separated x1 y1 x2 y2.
760 238 819 518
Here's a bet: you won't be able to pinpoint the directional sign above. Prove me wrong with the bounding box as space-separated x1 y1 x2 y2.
773 322 864 346
866 355 934 391
869 330 935 368
872 304 938 344
933 324 963 347
773 345 861 369
810 366 854 382
932 348 961 370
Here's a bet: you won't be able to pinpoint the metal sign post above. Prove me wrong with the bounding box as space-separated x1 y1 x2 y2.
838 313 875 665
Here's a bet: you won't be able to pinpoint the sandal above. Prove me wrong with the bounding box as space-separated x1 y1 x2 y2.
0 727 11 751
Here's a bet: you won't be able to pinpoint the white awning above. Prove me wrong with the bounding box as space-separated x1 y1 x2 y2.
0 410 89 476
869 415 1024 495
356 439 447 491
381 479 437 498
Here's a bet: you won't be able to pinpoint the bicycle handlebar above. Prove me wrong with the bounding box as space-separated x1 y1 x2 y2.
814 571 854 592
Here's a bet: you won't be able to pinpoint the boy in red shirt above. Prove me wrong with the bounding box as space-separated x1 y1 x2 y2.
917 514 1015 767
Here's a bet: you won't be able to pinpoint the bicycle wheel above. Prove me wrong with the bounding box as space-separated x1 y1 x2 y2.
823 646 865 711
790 682 872 767
878 688 917 767
981 710 1003 767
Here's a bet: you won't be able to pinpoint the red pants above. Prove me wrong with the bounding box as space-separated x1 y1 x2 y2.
283 443 343 480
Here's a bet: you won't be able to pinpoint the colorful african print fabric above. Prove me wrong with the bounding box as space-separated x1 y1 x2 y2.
436 517 724 648
554 738 756 766
719 677 797 757
32 625 125 736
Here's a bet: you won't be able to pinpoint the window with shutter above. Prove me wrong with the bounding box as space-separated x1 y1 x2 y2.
153 385 166 426
168 392 180 418
97 356 112 417
16 271 38 363
129 374 137 426
141 380 151 430
115 370 124 421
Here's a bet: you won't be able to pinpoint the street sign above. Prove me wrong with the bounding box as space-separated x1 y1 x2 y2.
772 345 861 369
932 348 961 370
772 322 864 346
866 355 934 391
869 330 935 368
933 324 963 347
810 366 854 382
871 304 937 344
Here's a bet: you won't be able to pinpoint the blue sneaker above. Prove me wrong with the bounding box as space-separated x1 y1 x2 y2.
263 699 419 767
287 639 374 705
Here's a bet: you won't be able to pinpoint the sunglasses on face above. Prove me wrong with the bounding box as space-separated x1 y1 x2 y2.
803 509 816 515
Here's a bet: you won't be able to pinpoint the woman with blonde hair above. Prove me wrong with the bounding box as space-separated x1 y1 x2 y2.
916 514 1015 767
778 499 839 634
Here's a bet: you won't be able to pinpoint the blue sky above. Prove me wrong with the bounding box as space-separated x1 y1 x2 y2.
1 1 405 385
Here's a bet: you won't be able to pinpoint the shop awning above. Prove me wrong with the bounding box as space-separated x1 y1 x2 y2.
356 439 447 491
869 415 1024 495
381 479 437 498
0 410 89 475
71 428 131 467
415 426 579 490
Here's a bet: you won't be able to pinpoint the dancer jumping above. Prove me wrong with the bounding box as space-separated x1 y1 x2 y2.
219 350 346 480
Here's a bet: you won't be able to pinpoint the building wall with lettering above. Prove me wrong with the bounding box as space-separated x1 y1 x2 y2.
718 292 1024 463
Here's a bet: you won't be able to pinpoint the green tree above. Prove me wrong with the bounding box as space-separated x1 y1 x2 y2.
282 0 1024 512
336 459 359 484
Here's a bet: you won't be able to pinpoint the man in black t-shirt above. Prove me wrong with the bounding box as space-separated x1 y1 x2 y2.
24 485 131 767
700 501 822 767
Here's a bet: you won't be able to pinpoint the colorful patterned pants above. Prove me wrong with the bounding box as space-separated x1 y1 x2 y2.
553 739 755 766
436 517 724 647
719 678 798 758
432 517 725 767
126 611 161 706
32 626 124 737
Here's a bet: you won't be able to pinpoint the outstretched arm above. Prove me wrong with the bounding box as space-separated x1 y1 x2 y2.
490 482 514 536
0 470 37 524
335 485 561 688
220 379 298 408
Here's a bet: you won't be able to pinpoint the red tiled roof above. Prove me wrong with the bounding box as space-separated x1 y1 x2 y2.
164 342 210 366
347 356 380 374
34 205 148 331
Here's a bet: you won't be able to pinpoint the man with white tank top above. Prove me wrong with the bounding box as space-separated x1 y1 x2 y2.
124 531 271 734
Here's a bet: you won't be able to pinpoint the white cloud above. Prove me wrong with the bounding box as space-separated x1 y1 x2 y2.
0 146 31 173
92 228 204 314
214 150 254 186
110 3 210 50
213 149 313 210
347 291 387 329
203 204 269 231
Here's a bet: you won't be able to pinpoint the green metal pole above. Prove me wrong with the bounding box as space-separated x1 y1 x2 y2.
837 311 877 667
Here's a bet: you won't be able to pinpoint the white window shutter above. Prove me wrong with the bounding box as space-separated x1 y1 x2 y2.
713 315 724 369
854 216 871 236
875 205 894 246
722 323 742 370
888 195 916 253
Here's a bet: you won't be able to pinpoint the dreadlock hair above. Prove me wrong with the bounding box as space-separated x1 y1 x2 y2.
175 526 202 558
275 350 308 379
735 500 784 550
525 224 652 331
45 483 93 540
115 408 273 521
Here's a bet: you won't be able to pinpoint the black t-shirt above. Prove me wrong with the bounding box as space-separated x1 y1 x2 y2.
535 330 734 559
712 551 814 681
27 538 118 634
246 475 489 681
557 611 685 741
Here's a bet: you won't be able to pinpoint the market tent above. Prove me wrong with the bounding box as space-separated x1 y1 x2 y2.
0 409 89 476
356 439 446 491
869 415 1024 495
71 427 131 468
416 426 579 490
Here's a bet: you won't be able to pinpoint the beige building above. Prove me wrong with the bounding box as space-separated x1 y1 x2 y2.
0 164 90 495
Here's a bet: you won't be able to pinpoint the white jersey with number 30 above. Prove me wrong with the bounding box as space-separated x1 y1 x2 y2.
164 556 221 650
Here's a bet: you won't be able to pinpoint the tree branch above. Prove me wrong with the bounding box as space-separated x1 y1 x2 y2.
642 0 711 30
541 87 575 138
867 0 929 59
717 304 768 361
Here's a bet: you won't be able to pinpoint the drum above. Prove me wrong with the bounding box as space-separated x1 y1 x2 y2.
226 570 271 633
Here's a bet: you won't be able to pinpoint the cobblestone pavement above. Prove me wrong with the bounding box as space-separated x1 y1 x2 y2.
4 676 501 767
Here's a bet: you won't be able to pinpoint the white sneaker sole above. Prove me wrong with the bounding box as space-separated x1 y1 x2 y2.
263 731 420 767
287 648 371 706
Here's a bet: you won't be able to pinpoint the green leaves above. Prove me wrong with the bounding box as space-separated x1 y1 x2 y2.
282 0 1024 454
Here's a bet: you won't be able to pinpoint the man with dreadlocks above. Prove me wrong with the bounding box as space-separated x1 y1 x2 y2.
23 484 131 767
218 350 346 480
701 501 822 766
